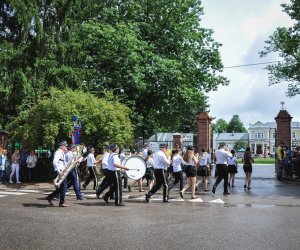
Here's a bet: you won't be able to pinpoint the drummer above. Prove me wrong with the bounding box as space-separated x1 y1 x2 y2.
127 149 144 192
145 144 171 203
102 144 129 206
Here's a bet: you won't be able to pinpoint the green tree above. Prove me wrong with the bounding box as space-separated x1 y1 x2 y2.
226 115 247 133
212 118 228 133
6 88 133 149
234 140 248 152
260 0 300 96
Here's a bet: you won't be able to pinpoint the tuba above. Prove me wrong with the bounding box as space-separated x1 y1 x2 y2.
53 145 87 188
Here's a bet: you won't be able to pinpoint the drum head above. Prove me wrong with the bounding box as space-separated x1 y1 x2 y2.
125 155 146 180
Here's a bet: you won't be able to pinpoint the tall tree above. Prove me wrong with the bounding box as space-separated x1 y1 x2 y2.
226 115 247 133
260 0 300 96
212 118 228 133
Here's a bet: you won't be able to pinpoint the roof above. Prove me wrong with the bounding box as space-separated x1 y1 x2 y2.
147 133 193 142
248 121 300 129
214 133 249 141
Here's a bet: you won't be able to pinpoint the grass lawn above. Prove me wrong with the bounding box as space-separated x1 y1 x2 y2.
237 158 275 164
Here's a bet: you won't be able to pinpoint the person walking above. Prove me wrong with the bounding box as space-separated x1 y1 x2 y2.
197 148 211 192
82 147 100 190
145 144 171 203
212 142 232 195
242 147 254 190
168 149 185 196
144 150 155 192
228 150 238 188
46 141 69 207
9 149 21 184
276 142 286 180
26 150 37 182
180 146 199 199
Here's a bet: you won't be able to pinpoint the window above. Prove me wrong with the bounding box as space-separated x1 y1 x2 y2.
257 132 261 139
272 132 276 139
292 132 296 138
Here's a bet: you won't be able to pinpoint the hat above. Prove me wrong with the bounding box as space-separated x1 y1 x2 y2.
59 141 68 147
110 144 119 151
68 144 76 150
159 144 167 148
187 145 194 150
104 144 111 150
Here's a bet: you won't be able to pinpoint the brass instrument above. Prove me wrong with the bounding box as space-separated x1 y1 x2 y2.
53 145 87 188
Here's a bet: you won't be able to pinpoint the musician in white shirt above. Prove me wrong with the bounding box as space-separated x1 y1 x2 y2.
47 141 69 207
212 142 232 195
82 147 100 190
145 144 171 203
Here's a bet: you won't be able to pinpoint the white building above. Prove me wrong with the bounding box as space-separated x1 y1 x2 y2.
213 132 249 151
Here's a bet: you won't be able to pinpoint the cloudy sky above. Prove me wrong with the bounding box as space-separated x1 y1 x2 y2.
201 0 299 129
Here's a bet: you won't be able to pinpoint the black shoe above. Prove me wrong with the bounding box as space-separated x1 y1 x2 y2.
77 196 86 200
232 184 235 188
96 192 100 199
223 191 231 195
128 186 131 192
82 184 86 190
145 194 150 203
247 186 251 190
212 186 216 194
179 191 184 199
163 199 169 203
110 196 115 200
116 202 125 206
102 196 109 204
244 185 246 189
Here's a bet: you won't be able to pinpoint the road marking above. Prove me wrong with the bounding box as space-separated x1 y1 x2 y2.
0 195 7 198
132 196 146 200
189 198 204 203
0 191 26 195
209 199 225 204
170 198 184 202
6 189 42 193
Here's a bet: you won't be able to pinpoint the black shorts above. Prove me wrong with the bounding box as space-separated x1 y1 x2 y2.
243 165 252 173
145 167 155 180
228 165 238 174
185 165 197 177
197 166 208 177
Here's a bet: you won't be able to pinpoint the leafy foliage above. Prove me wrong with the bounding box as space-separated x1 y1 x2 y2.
260 0 300 96
227 115 247 133
212 118 228 133
6 88 133 149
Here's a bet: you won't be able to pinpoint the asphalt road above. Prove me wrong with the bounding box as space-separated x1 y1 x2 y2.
0 164 300 250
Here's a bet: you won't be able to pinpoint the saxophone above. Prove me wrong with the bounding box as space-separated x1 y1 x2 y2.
53 145 87 188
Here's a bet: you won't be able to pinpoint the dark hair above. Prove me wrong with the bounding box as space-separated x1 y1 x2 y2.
245 147 251 152
231 150 235 155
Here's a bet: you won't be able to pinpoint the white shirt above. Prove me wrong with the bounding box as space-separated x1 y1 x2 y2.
101 152 110 170
153 150 170 170
215 148 232 165
172 154 184 172
87 153 96 167
26 155 37 169
199 153 210 166
65 151 76 164
146 158 154 168
108 153 121 171
53 148 65 172
141 148 148 159
227 156 237 166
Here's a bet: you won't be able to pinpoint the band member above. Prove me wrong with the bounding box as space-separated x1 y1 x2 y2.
228 150 238 188
145 144 171 203
144 150 155 192
47 141 69 207
96 145 111 198
180 146 198 199
197 148 211 192
168 149 185 196
102 144 129 206
82 147 100 190
65 144 84 200
212 142 232 195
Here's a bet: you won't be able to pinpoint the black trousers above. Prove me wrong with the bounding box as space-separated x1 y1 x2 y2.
213 164 228 192
104 170 122 205
168 171 183 191
84 166 98 189
148 169 168 201
96 169 111 195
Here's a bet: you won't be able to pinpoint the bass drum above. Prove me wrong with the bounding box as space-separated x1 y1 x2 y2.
124 155 146 180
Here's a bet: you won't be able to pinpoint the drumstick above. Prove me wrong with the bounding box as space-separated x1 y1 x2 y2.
127 168 140 171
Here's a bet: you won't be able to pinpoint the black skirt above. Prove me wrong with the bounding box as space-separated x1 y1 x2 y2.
228 164 238 174
197 166 208 177
185 165 197 177
145 167 155 180
243 165 252 173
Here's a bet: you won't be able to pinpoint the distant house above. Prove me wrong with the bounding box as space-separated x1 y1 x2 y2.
213 132 249 151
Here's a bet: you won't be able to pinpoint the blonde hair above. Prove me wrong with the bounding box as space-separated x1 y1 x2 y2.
183 149 194 162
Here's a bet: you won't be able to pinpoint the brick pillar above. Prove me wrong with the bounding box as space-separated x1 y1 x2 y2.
196 112 213 153
275 109 292 148
173 133 182 149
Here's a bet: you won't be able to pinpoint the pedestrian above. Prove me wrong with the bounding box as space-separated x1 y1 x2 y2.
168 149 185 196
242 147 254 190
212 142 232 195
46 141 69 207
284 146 292 177
66 144 84 200
82 147 100 190
228 150 238 188
276 142 286 180
19 148 29 182
180 146 199 199
144 150 155 192
197 148 210 192
102 144 129 206
96 145 112 198
26 150 37 182
291 146 300 179
141 144 149 159
0 149 8 183
0 149 4 184
145 144 171 203
9 149 21 184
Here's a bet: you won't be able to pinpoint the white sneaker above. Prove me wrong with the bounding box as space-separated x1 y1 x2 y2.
9 180 13 184
16 181 21 184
